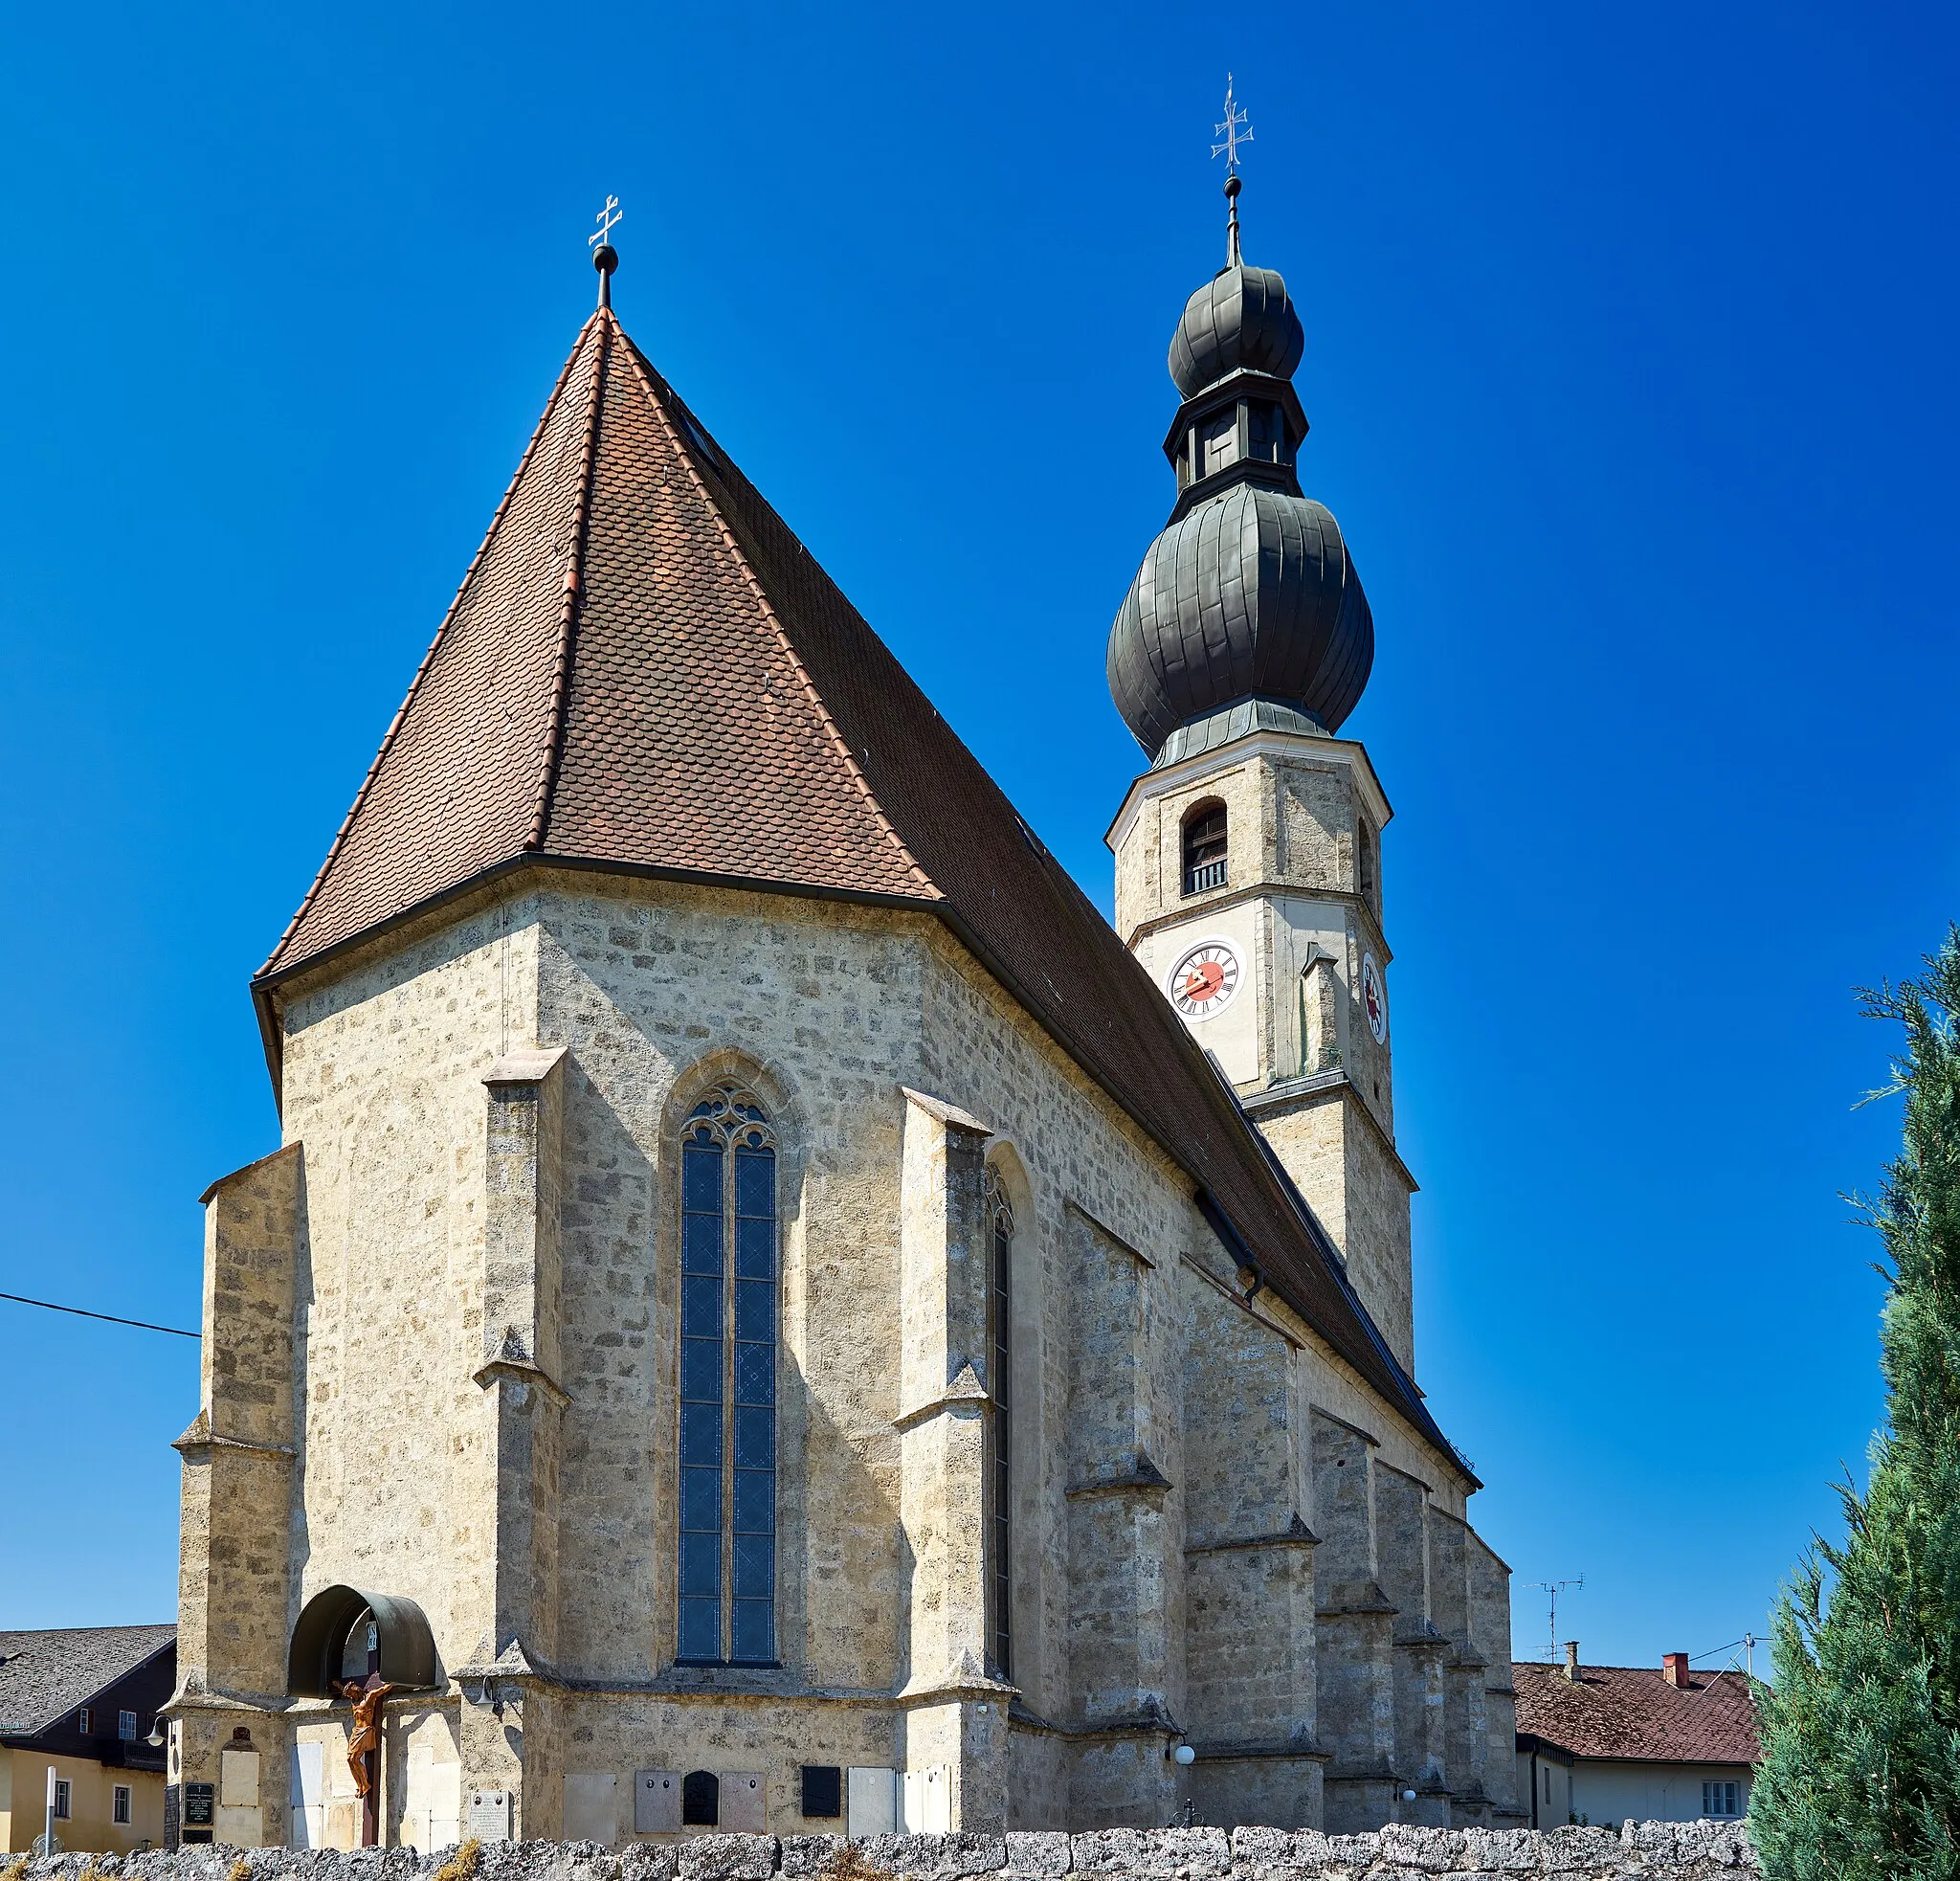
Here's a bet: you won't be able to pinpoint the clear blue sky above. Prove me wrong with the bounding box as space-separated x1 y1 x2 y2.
2 1 1955 1679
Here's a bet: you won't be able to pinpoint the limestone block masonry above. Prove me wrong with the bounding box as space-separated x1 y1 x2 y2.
174 865 1516 1843
1108 728 1415 1387
8 1822 1759 1881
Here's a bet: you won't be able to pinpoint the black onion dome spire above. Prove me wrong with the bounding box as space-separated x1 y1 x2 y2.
1109 175 1373 763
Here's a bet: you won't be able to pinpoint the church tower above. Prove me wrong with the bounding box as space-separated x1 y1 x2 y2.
1105 174 1416 1375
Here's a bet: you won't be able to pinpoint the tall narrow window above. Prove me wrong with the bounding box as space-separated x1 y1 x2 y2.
984 1165 1013 1679
1182 802 1228 895
679 1082 778 1665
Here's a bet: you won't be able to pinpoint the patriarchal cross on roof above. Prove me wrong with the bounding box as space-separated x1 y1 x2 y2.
1212 74 1252 172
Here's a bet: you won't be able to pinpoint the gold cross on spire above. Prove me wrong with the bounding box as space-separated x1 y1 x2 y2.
590 194 623 249
1212 76 1252 173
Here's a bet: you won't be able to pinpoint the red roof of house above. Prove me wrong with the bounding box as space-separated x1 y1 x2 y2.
250 299 1467 1471
1513 1660 1760 1765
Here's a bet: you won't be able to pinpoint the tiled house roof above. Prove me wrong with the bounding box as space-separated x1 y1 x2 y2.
253 302 1464 1467
1513 1661 1761 1765
0 1625 176 1736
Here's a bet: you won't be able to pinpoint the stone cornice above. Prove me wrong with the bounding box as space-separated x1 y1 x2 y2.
170 1411 295 1464
1184 1514 1318 1556
892 1361 991 1430
1105 728 1392 854
1064 1454 1173 1501
1242 1070 1418 1195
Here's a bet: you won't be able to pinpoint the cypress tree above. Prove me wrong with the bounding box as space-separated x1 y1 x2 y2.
1752 928 1960 1879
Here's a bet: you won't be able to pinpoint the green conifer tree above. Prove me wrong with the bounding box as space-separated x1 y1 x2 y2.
1751 928 1960 1879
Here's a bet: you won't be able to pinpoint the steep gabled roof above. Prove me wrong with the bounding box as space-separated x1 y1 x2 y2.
256 302 1461 1462
0 1625 176 1736
1513 1662 1761 1765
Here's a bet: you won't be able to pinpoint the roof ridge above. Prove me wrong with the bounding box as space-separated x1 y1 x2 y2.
257 313 606 978
606 313 938 901
527 316 611 850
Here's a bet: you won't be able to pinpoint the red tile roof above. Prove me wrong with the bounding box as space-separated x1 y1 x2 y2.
254 303 1465 1467
1513 1661 1760 1765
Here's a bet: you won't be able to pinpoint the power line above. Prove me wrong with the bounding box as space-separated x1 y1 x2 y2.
1689 1638 1745 1663
0 1290 199 1340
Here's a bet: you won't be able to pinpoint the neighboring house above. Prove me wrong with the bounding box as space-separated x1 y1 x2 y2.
1513 1648 1758 1828
0 1627 176 1852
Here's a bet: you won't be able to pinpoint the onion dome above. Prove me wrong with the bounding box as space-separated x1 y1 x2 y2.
1108 482 1373 759
1107 177 1373 762
1169 264 1303 396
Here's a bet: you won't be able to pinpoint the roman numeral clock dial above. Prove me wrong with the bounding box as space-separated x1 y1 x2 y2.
1168 940 1242 1019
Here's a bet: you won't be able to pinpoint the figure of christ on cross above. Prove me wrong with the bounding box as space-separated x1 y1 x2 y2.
334 1677 396 1847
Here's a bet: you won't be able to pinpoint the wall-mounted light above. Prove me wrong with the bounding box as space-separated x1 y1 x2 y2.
1172 1744 1195 1767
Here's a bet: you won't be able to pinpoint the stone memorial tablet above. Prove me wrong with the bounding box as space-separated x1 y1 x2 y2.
465 1788 512 1843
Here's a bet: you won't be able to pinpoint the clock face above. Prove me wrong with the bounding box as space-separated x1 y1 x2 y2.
1169 940 1242 1020
1361 952 1388 1043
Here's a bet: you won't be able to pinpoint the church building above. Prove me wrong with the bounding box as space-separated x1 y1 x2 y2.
167 181 1520 1847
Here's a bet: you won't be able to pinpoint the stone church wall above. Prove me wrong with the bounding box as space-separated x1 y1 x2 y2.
183 866 1510 1843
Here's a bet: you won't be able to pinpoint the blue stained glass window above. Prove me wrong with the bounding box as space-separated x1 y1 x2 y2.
676 1087 777 1665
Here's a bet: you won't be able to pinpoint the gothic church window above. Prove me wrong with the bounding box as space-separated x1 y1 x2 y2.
984 1164 1013 1679
1183 802 1228 895
679 1083 778 1666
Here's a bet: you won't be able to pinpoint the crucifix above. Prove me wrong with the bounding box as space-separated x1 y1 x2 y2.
334 1617 395 1847
590 193 623 250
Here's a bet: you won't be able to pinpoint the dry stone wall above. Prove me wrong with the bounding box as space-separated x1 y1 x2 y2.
8 1824 1756 1881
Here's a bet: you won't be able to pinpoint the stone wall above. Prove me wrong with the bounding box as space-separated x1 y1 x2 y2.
182 864 1509 1839
8 1823 1757 1880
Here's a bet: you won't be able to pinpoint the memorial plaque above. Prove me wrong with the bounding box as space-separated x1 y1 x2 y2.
184 1782 215 1827
634 1771 679 1834
466 1788 513 1843
722 1772 765 1833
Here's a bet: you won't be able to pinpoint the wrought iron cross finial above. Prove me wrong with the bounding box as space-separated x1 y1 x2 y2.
590 194 623 249
1212 76 1252 173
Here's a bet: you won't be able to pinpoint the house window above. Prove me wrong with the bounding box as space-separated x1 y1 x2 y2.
679 1082 778 1666
119 1711 138 1741
77 1708 94 1735
113 1785 132 1825
681 1770 720 1827
1704 1780 1741 1819
1543 1767 1552 1803
54 1779 72 1820
985 1164 1013 1680
1182 802 1228 895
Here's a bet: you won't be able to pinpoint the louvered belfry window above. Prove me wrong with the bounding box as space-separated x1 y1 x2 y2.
679 1083 778 1665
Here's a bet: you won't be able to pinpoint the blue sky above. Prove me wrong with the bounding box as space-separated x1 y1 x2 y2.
2 1 1955 1678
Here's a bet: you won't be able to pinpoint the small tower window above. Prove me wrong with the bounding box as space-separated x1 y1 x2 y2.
1247 401 1288 464
1201 410 1237 477
1183 802 1228 895
1357 817 1378 910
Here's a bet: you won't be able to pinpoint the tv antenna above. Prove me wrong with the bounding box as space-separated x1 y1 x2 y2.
1533 1578 1585 1664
